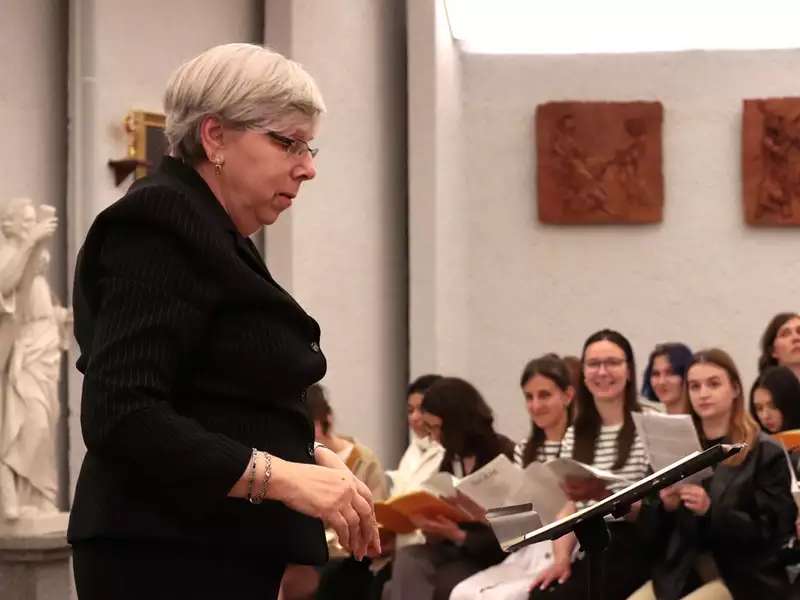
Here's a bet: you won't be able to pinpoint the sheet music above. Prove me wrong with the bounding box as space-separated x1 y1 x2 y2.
632 412 712 483
455 455 568 523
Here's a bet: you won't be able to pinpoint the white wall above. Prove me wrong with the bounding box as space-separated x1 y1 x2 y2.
422 46 800 444
408 1 800 444
407 0 471 379
67 0 263 497
264 0 409 466
0 0 67 236
1 0 69 506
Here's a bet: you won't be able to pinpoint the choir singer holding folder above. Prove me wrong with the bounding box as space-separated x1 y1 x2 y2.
630 349 798 600
386 377 515 600
67 43 379 600
528 330 650 599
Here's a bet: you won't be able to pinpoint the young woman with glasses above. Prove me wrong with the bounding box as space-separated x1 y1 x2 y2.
528 329 650 600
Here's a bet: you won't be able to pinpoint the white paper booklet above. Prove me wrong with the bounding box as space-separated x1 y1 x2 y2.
543 457 633 485
464 451 649 549
632 412 712 483
420 471 459 498
451 454 570 545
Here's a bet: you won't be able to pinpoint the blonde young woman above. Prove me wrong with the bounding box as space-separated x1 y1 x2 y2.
630 349 798 600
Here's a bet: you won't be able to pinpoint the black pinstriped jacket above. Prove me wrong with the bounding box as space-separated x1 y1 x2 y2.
68 157 328 565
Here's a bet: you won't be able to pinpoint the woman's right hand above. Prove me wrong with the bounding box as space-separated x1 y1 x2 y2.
561 476 609 502
268 454 379 560
529 557 571 593
659 485 681 512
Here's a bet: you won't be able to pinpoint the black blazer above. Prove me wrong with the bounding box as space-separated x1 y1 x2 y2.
68 157 328 565
641 433 797 600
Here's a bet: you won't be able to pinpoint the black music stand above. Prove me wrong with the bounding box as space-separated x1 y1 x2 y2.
487 443 744 600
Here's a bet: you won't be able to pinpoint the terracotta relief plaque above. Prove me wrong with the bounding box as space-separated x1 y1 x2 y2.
742 97 800 226
536 101 664 224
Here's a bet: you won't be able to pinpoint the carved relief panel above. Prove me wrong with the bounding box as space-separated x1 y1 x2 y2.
742 97 800 226
536 101 664 224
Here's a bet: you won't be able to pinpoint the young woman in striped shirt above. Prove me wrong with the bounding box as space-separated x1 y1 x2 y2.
529 329 650 600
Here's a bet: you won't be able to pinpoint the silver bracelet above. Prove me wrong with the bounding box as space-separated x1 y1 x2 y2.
313 441 328 452
249 451 272 505
246 448 258 503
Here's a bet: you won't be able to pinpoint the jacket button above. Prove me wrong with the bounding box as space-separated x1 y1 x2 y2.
310 341 320 352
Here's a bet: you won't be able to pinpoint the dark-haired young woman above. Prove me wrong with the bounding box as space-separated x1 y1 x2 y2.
386 377 514 600
751 365 800 436
528 330 650 600
641 342 693 414
759 312 800 378
450 354 574 600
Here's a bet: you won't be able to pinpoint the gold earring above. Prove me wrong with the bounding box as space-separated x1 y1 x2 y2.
213 155 225 175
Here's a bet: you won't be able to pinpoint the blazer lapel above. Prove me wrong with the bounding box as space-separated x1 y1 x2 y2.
708 462 738 508
233 234 272 281
234 235 316 320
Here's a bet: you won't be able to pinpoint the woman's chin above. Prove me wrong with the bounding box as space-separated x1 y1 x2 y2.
592 389 624 402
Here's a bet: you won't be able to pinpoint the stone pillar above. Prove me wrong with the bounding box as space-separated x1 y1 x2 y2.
0 533 72 600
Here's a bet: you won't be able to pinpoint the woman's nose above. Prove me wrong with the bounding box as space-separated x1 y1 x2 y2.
295 153 316 181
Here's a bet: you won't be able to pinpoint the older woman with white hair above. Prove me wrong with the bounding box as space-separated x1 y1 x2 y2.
68 43 379 600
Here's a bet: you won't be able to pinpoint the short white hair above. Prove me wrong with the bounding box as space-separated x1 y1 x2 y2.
164 43 326 163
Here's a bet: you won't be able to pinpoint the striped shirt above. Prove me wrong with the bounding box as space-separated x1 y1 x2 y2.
560 423 649 510
513 439 563 466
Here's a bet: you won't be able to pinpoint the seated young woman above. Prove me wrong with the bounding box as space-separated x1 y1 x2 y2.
386 377 515 600
758 312 800 380
750 365 800 436
390 374 446 498
750 364 800 483
280 385 388 600
316 375 445 600
450 354 574 600
630 349 798 600
528 329 651 600
641 343 693 414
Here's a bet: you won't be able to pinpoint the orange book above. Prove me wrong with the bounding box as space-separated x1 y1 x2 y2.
374 490 475 534
774 429 800 451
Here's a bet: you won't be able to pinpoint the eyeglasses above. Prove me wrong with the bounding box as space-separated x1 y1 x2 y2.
265 131 319 158
584 358 627 371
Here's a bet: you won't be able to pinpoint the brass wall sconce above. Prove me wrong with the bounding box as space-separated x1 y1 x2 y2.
108 110 167 186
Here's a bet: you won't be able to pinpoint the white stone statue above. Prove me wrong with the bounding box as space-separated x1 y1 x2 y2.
0 198 70 531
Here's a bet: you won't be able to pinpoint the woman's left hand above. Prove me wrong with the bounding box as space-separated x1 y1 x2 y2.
561 476 609 502
410 514 466 544
678 484 711 516
314 446 381 558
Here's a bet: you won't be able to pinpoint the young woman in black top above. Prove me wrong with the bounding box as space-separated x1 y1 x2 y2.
388 377 515 600
633 349 797 600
